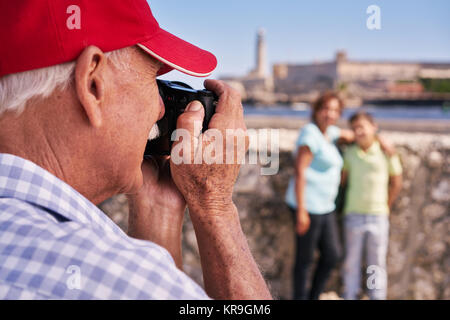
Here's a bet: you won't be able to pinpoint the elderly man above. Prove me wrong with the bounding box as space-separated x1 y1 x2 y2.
0 0 271 299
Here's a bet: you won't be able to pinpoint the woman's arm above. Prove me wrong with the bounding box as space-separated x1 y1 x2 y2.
388 174 402 209
377 134 397 157
338 128 355 144
294 146 313 235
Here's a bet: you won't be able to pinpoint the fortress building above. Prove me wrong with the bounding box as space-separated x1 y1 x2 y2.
222 31 450 106
274 51 450 105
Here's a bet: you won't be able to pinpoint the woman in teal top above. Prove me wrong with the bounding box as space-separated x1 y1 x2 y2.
285 92 353 300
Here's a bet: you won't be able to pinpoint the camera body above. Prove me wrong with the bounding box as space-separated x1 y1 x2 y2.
144 80 218 156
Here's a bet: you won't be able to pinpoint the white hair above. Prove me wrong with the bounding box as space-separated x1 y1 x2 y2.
0 47 131 115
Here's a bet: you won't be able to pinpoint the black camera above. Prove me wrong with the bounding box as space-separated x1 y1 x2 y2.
144 80 218 156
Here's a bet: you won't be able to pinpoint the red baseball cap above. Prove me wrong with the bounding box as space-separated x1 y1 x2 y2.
0 0 217 78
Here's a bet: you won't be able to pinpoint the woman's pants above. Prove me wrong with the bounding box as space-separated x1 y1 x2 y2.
290 208 342 300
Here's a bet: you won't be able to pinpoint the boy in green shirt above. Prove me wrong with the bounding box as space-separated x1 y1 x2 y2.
341 112 402 300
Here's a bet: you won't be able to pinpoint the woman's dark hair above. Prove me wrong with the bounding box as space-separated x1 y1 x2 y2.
311 91 344 124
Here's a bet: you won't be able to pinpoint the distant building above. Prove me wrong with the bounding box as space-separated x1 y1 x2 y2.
222 31 450 105
250 29 267 78
220 28 273 104
274 50 450 104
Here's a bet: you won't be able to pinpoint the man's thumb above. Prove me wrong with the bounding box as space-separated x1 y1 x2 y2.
176 100 205 138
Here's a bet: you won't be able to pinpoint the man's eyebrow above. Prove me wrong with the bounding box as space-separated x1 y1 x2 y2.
134 59 162 79
155 61 164 73
146 57 163 76
133 45 162 74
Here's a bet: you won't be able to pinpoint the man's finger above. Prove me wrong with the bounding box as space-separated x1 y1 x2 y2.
204 79 227 97
204 79 243 117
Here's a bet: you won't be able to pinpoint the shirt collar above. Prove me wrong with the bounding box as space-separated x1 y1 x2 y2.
310 122 336 143
0 153 122 234
356 140 380 155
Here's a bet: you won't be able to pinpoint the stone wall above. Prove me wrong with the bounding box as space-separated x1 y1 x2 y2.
99 130 450 300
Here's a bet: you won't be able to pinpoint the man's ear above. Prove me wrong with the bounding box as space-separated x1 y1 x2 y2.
75 46 107 128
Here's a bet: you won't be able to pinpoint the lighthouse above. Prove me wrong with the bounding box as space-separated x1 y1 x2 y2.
254 28 266 78
219 28 273 101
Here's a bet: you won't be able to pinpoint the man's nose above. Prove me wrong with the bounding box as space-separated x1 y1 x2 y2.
158 95 165 120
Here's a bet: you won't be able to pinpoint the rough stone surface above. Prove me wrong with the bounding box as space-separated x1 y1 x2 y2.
99 130 450 300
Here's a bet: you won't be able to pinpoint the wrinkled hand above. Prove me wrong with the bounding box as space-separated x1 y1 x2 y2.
126 156 186 239
169 79 249 215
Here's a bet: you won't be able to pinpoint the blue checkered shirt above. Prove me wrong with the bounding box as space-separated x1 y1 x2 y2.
0 153 209 299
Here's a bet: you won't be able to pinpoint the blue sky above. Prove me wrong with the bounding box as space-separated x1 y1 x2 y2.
150 0 450 88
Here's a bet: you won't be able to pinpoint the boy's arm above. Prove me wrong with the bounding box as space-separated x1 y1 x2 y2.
341 170 348 186
341 147 349 186
388 174 402 209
